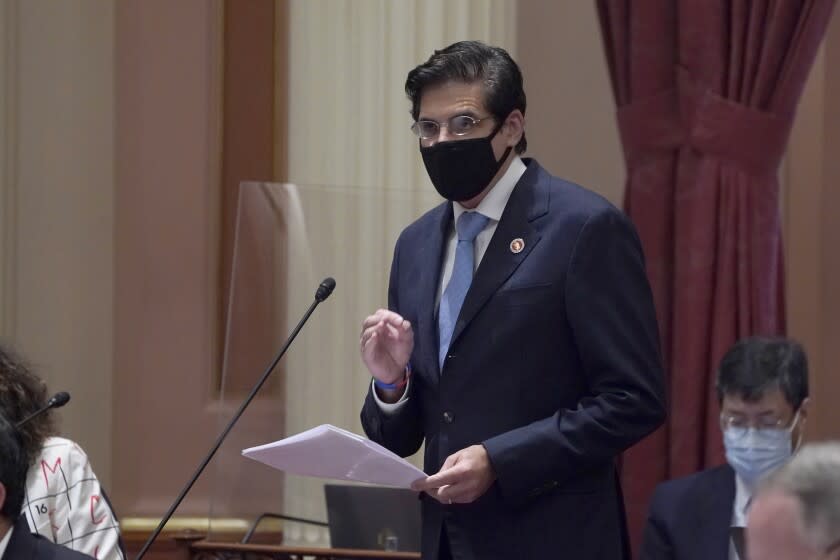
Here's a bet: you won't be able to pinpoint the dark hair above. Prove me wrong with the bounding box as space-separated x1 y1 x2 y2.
716 336 809 409
405 40 527 153
0 413 27 520
0 345 56 467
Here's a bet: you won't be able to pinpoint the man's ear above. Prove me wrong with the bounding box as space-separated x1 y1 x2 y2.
798 396 810 420
0 482 6 514
503 109 525 148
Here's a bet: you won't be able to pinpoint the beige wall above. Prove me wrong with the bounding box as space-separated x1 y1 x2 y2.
786 9 840 442
0 0 115 482
517 1 624 205
113 0 224 518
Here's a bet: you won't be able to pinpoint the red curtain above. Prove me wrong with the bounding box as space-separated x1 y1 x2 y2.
597 0 836 552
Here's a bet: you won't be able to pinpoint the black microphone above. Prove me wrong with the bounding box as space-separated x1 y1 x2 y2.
135 277 336 560
315 277 336 302
16 392 71 428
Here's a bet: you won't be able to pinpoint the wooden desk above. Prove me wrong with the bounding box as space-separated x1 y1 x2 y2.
177 535 421 559
123 525 421 560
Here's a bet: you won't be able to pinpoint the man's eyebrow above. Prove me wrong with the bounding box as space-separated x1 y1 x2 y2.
456 109 481 118
418 109 482 121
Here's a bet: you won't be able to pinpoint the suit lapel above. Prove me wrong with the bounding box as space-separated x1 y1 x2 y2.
415 202 452 381
696 465 737 559
450 161 548 347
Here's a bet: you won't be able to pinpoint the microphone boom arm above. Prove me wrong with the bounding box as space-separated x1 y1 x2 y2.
16 391 71 429
135 279 335 559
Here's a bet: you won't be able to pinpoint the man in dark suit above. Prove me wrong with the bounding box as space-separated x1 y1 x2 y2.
0 415 92 560
640 337 810 560
359 40 666 560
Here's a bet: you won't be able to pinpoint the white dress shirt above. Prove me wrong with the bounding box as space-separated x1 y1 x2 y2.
435 156 528 302
373 156 528 413
729 474 752 560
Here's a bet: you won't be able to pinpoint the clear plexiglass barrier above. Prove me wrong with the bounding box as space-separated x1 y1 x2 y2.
205 182 441 547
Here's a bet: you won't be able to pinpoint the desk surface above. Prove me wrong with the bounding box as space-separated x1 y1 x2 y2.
190 539 422 559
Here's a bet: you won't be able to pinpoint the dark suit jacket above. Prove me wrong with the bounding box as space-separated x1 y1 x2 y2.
639 465 736 560
360 158 666 560
3 516 93 559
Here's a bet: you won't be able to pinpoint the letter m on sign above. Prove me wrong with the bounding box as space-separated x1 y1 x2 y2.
41 457 62 490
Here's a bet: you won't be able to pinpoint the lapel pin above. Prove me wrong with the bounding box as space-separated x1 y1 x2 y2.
510 238 525 254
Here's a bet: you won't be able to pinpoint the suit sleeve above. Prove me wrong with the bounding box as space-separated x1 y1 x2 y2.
639 485 676 560
360 235 425 458
483 207 666 503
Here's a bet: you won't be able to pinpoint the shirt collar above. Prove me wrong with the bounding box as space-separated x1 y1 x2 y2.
452 155 527 224
731 473 753 528
0 523 13 558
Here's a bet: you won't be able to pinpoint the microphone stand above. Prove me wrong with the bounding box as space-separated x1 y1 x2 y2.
16 392 71 428
135 278 336 559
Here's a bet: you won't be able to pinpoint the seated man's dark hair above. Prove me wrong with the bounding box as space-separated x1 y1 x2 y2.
716 336 808 409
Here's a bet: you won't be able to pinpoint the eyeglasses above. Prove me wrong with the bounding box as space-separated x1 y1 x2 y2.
410 115 491 139
720 410 800 432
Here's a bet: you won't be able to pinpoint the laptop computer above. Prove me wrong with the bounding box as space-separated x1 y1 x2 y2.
324 483 422 553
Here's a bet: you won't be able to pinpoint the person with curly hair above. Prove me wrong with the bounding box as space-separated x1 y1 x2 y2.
0 412 93 559
0 345 124 560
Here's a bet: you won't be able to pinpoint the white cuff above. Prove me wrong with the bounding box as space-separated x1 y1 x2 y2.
372 376 410 415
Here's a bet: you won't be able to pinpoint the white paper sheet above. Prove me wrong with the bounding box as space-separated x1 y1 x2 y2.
242 424 427 488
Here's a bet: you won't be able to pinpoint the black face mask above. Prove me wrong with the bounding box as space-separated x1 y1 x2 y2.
420 122 513 202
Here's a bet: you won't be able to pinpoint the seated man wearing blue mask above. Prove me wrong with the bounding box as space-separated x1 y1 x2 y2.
639 336 809 560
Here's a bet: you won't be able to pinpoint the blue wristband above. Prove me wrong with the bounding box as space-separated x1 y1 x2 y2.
374 363 411 391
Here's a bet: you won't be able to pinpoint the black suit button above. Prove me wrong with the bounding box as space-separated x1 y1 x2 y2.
442 411 454 423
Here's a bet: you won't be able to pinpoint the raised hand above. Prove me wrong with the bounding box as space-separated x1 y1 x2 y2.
360 309 414 385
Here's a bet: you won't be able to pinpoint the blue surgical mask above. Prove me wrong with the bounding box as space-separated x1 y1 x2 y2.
723 412 801 488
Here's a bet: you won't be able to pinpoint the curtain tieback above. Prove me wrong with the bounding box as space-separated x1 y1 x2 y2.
617 67 794 176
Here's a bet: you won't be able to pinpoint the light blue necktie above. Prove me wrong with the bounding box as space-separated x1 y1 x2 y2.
438 211 490 370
